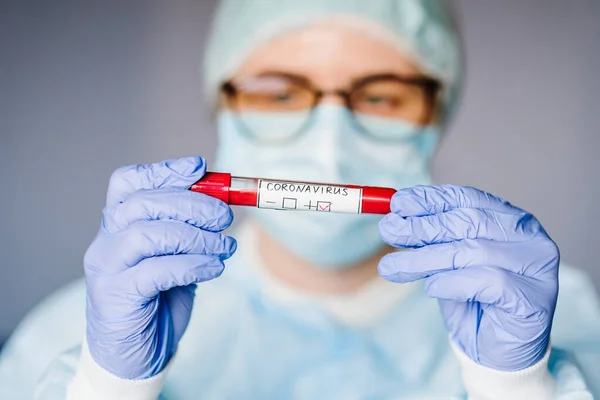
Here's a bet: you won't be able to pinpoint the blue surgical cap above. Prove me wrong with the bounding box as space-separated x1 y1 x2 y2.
203 0 465 123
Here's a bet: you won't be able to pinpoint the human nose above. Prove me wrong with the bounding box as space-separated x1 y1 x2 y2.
318 92 347 107
304 105 353 177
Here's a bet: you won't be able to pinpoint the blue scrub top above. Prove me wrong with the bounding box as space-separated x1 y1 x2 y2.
1 229 599 399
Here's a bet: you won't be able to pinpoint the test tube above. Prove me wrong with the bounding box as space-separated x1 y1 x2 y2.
190 172 396 214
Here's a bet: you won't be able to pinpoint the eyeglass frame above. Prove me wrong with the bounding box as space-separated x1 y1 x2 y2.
220 71 442 143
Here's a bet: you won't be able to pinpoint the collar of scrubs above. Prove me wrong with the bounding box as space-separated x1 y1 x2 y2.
233 220 418 328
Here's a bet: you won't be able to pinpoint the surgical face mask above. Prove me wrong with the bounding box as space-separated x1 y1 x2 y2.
214 104 440 268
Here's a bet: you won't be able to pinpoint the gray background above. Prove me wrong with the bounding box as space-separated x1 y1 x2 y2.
1 0 599 344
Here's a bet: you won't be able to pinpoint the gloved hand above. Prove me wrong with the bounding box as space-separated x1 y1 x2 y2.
83 157 236 379
378 185 559 371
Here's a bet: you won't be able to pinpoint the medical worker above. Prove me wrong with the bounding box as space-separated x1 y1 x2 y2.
1 0 600 399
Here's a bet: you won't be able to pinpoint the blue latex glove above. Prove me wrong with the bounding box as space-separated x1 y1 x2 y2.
378 185 559 371
84 157 236 379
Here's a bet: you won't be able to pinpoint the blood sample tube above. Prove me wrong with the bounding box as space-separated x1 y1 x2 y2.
190 172 395 214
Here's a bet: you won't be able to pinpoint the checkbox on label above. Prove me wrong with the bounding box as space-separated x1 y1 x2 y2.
282 197 297 209
317 201 331 212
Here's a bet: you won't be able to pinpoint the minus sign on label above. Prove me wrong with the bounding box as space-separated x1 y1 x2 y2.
266 201 276 204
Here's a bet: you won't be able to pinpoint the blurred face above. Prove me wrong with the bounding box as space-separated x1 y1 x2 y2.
221 23 440 143
213 23 443 268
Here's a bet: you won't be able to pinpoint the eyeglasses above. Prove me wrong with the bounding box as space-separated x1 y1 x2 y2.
221 72 441 143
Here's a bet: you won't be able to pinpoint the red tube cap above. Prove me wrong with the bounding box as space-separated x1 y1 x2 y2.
190 172 232 204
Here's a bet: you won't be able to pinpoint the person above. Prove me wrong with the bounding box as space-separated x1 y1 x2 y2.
1 0 600 399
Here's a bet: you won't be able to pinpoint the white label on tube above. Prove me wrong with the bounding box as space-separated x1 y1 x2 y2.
257 180 362 213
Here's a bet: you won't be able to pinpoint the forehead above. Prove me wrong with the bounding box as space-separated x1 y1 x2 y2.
234 23 423 90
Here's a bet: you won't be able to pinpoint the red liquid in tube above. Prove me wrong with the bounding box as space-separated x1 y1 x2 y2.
190 172 395 215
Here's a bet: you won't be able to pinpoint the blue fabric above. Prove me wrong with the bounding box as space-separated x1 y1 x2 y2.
379 185 559 371
84 157 237 379
215 105 440 267
0 246 599 399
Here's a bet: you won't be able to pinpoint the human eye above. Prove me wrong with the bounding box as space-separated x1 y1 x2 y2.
269 91 296 103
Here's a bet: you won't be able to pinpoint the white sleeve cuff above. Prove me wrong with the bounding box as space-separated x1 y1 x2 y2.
451 340 557 400
66 337 168 400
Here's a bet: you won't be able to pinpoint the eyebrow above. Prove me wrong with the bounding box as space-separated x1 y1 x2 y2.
350 73 440 90
252 71 314 88
232 70 441 93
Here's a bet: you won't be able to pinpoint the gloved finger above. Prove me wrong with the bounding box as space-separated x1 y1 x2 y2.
118 220 237 268
423 266 557 316
124 254 225 298
106 156 207 207
390 185 524 217
165 284 198 343
379 207 544 248
378 239 559 282
103 188 233 234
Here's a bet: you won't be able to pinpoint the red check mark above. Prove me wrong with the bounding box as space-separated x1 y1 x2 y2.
317 202 331 211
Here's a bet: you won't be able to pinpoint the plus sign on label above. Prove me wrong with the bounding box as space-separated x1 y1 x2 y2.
257 179 362 214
